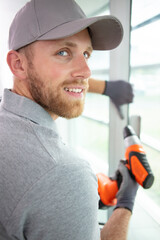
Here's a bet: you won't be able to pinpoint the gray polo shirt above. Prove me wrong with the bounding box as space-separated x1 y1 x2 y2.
0 89 100 240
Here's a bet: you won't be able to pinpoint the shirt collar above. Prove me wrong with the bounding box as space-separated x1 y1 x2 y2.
1 89 57 130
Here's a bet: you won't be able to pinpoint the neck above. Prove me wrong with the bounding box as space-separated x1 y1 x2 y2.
45 109 59 121
12 77 33 99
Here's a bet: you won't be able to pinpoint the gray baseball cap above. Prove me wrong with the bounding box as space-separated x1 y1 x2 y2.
9 0 123 51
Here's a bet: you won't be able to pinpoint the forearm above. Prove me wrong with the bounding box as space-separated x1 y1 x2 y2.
100 208 131 240
88 78 105 94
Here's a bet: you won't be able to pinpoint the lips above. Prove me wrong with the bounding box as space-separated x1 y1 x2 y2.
64 86 86 99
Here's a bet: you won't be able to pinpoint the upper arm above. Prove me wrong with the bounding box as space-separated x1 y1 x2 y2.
7 165 100 240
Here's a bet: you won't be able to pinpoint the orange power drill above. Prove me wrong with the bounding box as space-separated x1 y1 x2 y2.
97 125 154 208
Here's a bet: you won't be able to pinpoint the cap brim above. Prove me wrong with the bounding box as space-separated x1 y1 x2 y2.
38 15 123 50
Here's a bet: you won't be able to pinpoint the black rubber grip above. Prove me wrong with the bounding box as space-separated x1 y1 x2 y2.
129 151 154 189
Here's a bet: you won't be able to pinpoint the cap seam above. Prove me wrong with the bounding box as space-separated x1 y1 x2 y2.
33 0 41 36
37 18 85 39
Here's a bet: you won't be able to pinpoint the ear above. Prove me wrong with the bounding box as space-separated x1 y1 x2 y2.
7 50 27 80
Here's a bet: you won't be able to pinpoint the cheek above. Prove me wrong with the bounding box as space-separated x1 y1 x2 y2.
50 66 64 79
42 62 69 83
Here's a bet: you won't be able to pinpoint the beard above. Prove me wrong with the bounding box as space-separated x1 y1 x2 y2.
26 65 88 119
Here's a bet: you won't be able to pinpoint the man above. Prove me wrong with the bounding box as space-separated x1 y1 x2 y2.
0 0 138 239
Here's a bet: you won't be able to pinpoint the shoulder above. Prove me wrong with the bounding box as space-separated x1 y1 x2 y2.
7 166 100 239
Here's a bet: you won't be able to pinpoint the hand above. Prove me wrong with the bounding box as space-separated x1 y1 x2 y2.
103 80 134 119
113 160 139 213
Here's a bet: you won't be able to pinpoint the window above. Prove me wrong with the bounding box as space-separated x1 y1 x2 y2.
130 0 160 208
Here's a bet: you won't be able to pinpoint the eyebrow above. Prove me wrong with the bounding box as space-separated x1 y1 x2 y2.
62 41 93 53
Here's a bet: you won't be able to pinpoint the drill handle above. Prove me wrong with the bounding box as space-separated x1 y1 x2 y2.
126 149 154 189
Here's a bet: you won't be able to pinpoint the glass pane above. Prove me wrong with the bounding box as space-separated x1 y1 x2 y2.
131 0 160 27
130 0 160 208
83 94 109 123
130 20 160 142
143 144 160 206
89 50 110 71
72 117 109 173
131 20 160 66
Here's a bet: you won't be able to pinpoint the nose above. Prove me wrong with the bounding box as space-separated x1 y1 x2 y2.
71 55 91 80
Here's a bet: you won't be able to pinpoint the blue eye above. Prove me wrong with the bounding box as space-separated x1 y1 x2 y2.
84 52 90 59
58 50 68 56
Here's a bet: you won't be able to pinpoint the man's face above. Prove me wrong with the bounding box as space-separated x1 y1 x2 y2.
25 29 92 119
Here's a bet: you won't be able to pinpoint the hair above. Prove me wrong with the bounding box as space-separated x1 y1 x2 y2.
17 44 34 62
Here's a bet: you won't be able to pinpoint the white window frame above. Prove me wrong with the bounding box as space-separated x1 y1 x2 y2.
108 0 131 216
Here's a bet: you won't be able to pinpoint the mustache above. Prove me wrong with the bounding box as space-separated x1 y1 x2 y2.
63 79 89 88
